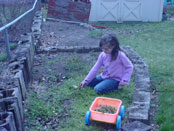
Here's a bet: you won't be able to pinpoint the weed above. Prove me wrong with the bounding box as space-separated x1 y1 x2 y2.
89 30 104 37
47 60 55 66
41 7 48 19
10 43 17 50
0 53 7 62
160 122 170 131
49 76 57 83
39 82 44 86
25 93 54 121
47 70 57 75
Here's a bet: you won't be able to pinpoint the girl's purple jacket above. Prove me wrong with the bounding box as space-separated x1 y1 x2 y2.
83 51 133 85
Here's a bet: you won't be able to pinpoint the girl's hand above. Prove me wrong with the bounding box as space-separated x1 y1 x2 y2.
80 81 86 87
119 82 125 86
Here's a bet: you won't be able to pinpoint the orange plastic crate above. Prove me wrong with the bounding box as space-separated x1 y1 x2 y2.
89 97 122 124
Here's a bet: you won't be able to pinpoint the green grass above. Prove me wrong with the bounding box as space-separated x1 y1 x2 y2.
89 30 104 37
111 21 174 131
63 56 86 71
41 5 48 20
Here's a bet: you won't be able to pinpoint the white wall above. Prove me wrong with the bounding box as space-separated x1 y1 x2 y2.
141 0 163 22
89 0 98 22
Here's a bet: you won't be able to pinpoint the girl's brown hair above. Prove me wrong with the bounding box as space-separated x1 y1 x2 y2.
99 34 121 61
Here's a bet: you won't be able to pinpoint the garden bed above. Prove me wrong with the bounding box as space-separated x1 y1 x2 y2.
25 51 134 130
23 19 135 130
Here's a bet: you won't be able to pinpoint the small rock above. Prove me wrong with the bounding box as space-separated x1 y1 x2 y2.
43 18 46 22
72 85 79 89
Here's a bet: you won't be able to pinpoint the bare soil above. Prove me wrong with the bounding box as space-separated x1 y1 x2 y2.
40 20 101 48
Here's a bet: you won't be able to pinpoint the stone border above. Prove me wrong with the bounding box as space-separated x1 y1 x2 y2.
121 46 151 130
37 45 101 54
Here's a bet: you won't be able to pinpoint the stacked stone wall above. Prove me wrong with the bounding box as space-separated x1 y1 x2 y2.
121 46 151 130
0 11 42 131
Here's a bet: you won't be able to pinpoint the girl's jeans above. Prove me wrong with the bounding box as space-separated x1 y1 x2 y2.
87 75 119 94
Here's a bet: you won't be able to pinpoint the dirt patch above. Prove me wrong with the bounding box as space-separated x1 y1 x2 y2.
32 53 68 92
31 51 98 94
40 20 101 48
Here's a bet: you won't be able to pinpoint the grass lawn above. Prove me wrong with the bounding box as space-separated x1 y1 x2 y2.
113 21 174 131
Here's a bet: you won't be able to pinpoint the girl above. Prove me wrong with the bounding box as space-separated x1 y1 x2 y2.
80 34 133 94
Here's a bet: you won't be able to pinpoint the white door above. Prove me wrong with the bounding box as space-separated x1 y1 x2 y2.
97 0 142 22
98 0 120 21
121 0 142 21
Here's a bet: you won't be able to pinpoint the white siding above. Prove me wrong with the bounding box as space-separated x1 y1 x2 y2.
89 0 163 22
141 0 163 22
